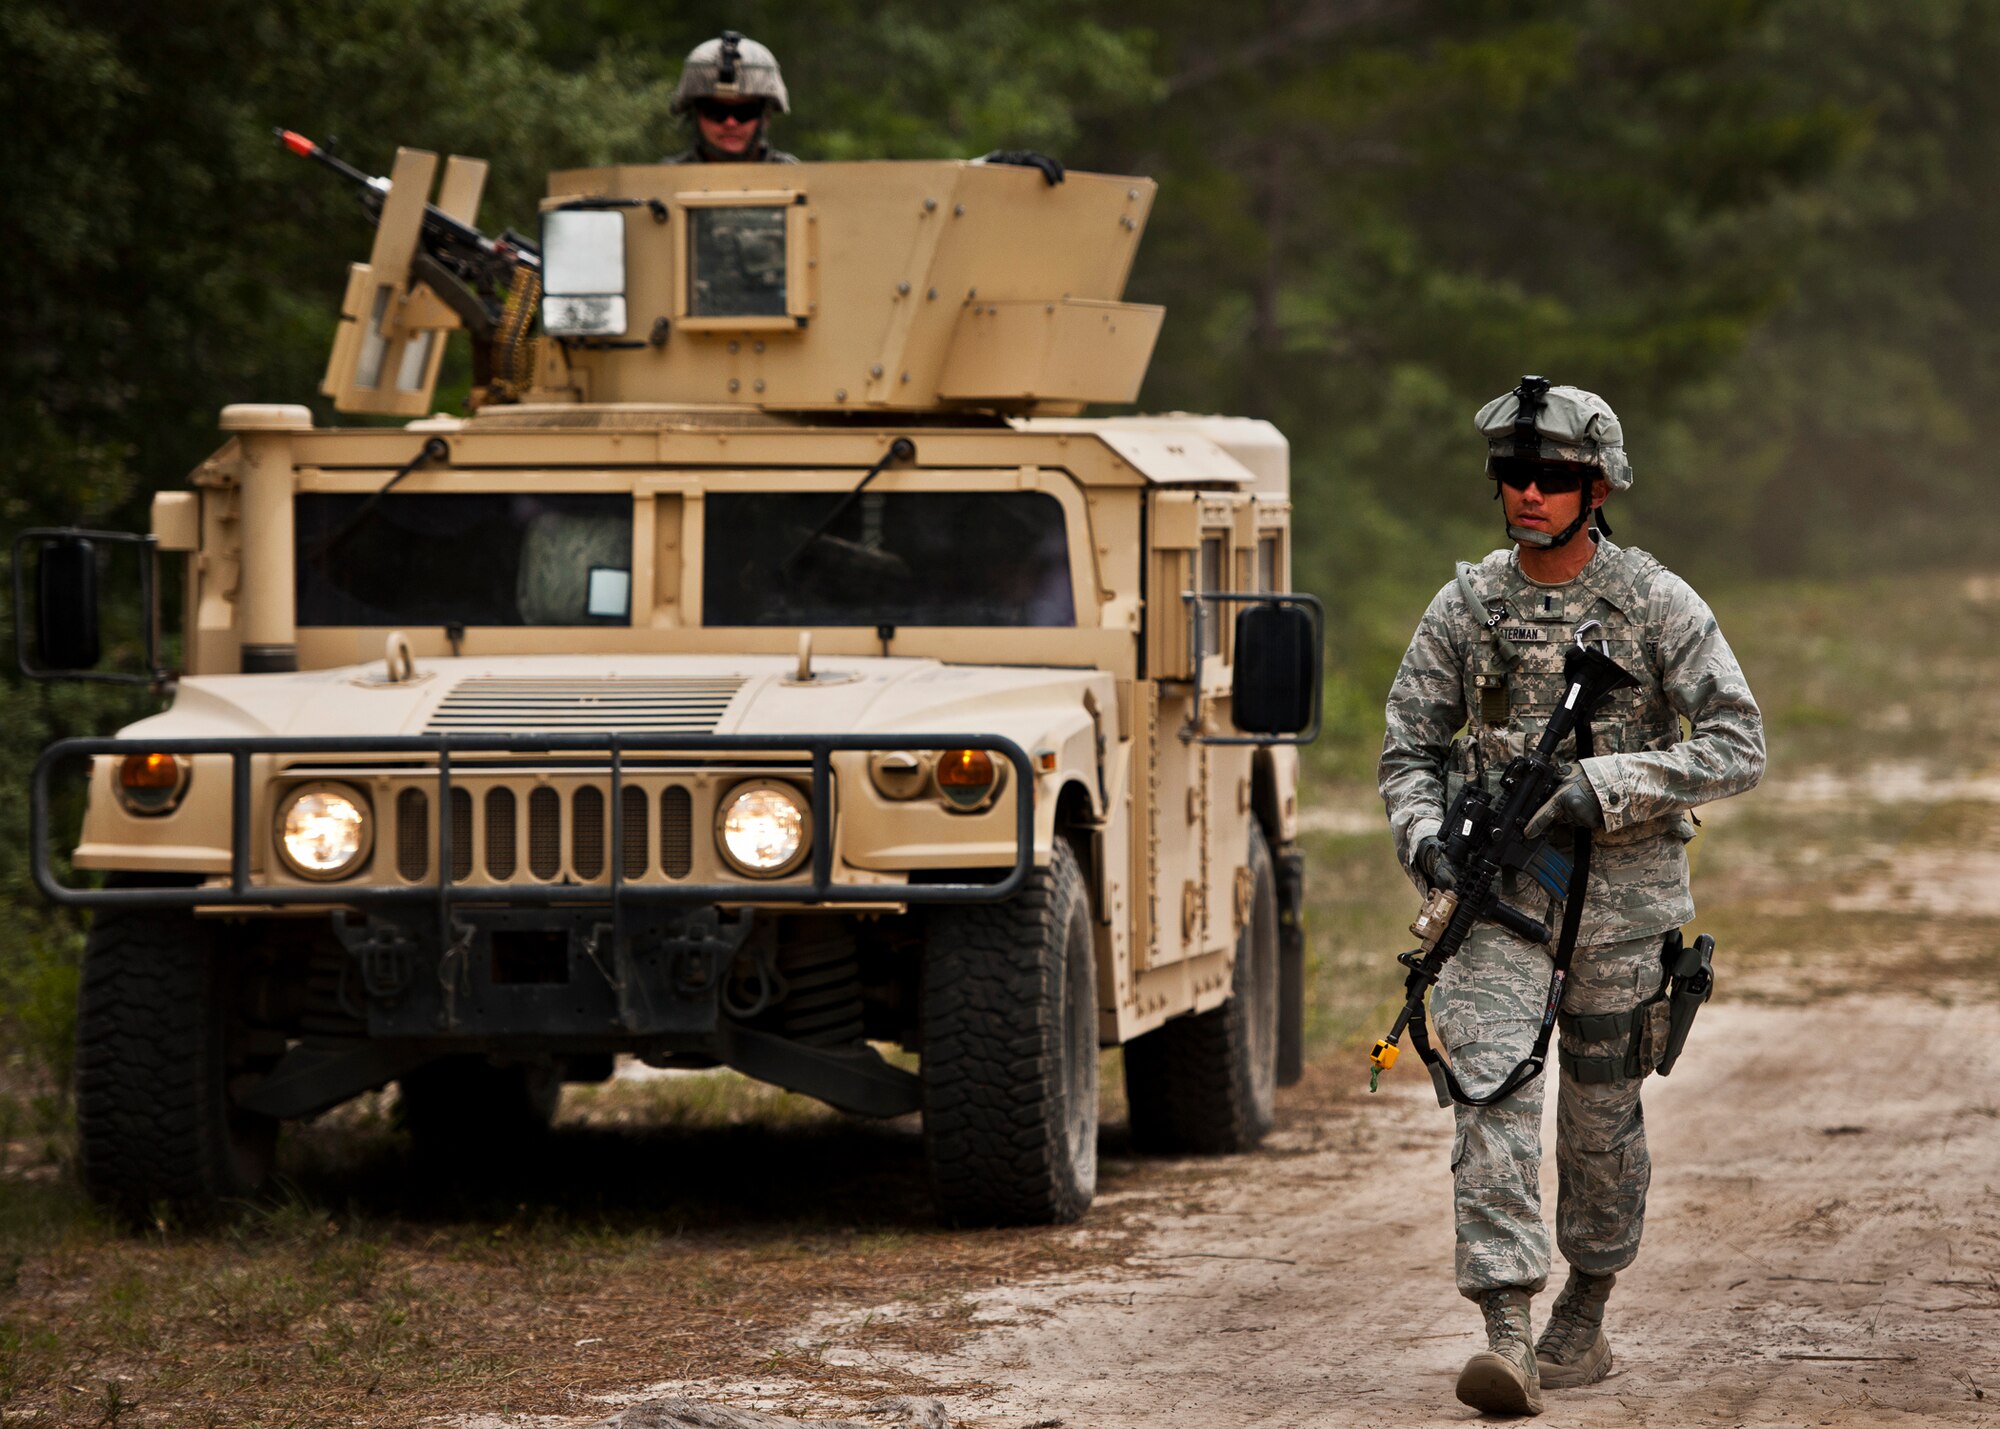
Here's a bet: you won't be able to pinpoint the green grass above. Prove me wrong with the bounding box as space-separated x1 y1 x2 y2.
1704 569 2000 772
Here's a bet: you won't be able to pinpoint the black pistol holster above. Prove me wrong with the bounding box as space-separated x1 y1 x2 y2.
1653 928 1714 1076
1557 928 1715 1084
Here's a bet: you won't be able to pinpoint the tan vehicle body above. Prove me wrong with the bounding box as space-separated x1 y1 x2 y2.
51 156 1314 1224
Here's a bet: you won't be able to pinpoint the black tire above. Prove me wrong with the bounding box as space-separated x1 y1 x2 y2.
1125 823 1280 1154
396 1056 562 1155
921 839 1099 1225
76 908 278 1224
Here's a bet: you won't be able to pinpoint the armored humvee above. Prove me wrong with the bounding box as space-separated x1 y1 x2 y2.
23 148 1321 1226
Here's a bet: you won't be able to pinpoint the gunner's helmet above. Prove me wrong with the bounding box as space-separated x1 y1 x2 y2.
670 31 790 115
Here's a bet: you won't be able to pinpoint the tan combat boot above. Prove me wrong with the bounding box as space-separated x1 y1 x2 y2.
1456 1287 1543 1416
1535 1268 1615 1388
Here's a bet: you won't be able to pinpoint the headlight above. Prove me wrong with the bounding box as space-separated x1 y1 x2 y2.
115 752 191 815
275 783 372 881
715 780 809 877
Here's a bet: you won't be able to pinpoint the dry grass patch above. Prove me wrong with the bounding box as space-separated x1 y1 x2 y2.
0 1064 1209 1427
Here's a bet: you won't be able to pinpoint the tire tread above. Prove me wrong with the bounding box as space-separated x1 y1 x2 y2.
76 909 274 1222
922 841 1095 1225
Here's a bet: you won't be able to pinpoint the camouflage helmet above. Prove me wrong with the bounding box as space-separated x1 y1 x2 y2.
671 31 790 115
1474 377 1632 492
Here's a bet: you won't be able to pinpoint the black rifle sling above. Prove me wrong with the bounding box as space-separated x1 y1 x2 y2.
1405 718 1597 1109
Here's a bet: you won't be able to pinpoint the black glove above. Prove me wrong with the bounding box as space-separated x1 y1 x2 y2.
979 149 1065 185
1414 834 1458 892
1524 767 1605 839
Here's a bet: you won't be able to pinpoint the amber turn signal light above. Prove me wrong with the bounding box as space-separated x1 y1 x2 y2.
937 748 998 809
119 753 180 789
115 752 188 814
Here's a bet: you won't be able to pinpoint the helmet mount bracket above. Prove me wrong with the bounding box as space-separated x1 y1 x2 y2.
1500 373 1601 550
1512 374 1550 461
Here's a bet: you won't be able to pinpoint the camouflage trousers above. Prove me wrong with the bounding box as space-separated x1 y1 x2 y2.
1433 924 1672 1299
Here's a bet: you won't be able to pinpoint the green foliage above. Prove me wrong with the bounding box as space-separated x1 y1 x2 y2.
526 0 1157 159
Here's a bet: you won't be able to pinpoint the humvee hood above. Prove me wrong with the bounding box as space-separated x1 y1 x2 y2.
119 654 1106 747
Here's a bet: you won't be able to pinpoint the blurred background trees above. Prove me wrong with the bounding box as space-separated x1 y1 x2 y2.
9 0 1996 596
10 0 1996 661
2 0 1996 1095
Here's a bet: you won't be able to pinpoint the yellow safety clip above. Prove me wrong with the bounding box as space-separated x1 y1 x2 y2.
1368 1038 1400 1092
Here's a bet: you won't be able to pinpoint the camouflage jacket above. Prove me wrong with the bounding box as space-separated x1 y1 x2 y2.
1378 540 1765 944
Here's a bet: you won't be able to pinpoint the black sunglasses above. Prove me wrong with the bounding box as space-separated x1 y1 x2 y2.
695 99 767 123
1491 458 1591 494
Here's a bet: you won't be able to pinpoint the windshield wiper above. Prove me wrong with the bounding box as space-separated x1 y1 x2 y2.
306 436 451 565
776 437 915 585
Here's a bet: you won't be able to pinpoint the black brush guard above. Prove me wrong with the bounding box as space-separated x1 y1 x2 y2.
36 733 1033 1119
32 731 1035 920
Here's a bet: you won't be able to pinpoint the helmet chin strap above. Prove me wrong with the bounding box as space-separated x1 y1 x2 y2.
1506 505 1592 549
1494 480 1615 549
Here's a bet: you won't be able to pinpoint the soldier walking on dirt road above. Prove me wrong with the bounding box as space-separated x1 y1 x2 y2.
1377 378 1765 1415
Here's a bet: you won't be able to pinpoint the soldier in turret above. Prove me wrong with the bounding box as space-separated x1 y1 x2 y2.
1378 379 1765 1416
663 30 798 164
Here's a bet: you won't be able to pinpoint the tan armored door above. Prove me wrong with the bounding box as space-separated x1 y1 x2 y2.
1138 491 1252 972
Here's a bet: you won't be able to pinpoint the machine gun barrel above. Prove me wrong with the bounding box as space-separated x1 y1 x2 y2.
274 128 540 275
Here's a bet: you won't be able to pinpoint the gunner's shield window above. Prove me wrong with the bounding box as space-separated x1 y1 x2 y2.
687 206 789 318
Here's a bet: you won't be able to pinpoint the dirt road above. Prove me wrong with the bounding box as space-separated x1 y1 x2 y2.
554 990 1999 1428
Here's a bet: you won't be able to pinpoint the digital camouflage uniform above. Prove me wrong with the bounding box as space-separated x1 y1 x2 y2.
1379 538 1764 1298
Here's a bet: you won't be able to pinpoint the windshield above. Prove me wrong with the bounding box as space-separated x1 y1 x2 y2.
703 490 1075 627
296 493 633 627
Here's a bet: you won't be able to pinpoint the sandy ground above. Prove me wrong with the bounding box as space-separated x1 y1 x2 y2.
479 988 1999 1429
839 992 2000 1428
451 755 2000 1428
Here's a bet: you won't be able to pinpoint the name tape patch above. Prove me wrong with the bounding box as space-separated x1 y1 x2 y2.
1499 625 1551 643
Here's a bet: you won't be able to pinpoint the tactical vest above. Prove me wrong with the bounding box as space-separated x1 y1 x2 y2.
1447 542 1691 851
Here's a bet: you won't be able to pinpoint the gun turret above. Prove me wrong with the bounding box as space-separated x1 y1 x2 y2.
290 140 1162 417
277 128 539 339
279 128 546 412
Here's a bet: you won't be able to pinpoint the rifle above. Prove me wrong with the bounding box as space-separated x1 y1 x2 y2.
275 127 541 345
1369 626 1637 1106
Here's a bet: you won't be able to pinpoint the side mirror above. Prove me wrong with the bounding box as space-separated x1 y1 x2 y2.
1233 601 1320 737
14 528 163 684
36 535 102 671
